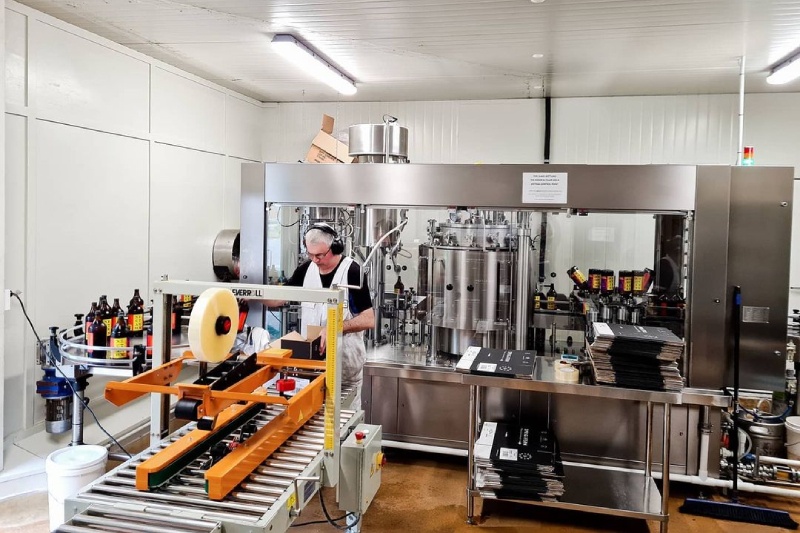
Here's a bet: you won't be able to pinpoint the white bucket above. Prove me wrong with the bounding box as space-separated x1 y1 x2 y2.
45 445 107 531
786 418 800 460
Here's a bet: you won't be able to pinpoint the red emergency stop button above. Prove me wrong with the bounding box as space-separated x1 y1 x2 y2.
355 431 365 444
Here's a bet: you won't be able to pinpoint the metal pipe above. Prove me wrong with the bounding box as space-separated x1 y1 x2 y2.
71 389 85 446
72 514 200 533
85 506 220 529
757 455 800 468
645 402 653 477
77 493 259 523
661 404 671 524
737 55 746 165
653 471 800 499
514 213 531 350
698 406 711 479
92 485 269 514
381 440 468 457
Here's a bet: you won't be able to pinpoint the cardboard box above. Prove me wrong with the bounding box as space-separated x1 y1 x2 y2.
272 326 324 360
305 114 355 164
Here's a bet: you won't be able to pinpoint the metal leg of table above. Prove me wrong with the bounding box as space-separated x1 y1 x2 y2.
660 403 672 533
467 384 478 525
645 402 653 477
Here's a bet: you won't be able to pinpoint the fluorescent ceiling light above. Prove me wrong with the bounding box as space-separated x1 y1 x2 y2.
272 34 357 95
767 51 800 85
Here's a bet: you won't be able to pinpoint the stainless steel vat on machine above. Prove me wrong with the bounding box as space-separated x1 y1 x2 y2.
420 216 517 356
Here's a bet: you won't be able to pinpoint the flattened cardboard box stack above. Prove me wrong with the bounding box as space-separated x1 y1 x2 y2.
588 322 684 392
456 346 536 379
474 422 565 502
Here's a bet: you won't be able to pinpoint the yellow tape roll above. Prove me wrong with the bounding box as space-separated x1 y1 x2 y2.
187 288 239 362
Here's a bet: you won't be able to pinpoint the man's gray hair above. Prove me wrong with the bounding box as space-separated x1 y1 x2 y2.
305 228 334 248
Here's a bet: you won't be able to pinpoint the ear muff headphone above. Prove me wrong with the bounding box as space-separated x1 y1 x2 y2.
305 223 344 255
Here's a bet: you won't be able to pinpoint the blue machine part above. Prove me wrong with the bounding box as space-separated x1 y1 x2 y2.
36 367 72 399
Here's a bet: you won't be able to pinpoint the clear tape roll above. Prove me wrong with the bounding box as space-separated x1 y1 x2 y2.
187 288 239 363
554 361 580 383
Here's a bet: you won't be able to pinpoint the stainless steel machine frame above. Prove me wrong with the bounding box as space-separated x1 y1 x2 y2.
240 163 793 474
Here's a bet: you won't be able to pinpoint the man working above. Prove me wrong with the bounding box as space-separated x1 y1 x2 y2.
264 223 374 404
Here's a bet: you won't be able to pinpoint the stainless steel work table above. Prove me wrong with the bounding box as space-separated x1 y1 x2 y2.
462 357 730 533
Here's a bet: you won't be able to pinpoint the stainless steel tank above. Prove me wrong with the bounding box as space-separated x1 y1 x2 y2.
349 123 409 163
421 220 516 356
212 229 240 281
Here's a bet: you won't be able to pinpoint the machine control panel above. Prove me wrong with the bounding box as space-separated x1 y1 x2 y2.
339 423 383 514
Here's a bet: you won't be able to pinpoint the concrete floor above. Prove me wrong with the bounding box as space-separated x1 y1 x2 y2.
3 449 800 532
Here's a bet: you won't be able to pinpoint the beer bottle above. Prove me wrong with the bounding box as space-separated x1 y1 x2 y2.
172 296 182 335
109 311 129 359
533 287 542 310
179 294 192 310
85 302 97 337
99 295 113 342
547 284 557 310
130 288 145 308
394 276 404 295
127 297 144 337
87 313 107 359
278 270 288 285
111 297 122 318
238 299 249 333
74 314 84 338
146 323 153 357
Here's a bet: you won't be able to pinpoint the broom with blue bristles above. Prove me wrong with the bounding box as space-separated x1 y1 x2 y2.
679 285 798 529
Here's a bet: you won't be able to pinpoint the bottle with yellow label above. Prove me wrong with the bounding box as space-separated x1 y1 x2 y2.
127 297 144 336
98 295 113 344
109 311 129 359
547 284 557 310
533 284 543 310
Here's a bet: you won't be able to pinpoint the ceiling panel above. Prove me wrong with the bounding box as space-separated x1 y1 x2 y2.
16 0 800 101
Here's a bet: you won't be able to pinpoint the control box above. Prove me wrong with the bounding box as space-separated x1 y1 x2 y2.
338 424 383 513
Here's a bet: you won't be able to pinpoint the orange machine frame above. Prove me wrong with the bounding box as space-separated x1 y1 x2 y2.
105 347 327 500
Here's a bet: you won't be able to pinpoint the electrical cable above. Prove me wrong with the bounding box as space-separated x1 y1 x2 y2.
288 487 354 528
317 487 360 530
269 309 284 323
278 205 302 227
11 292 132 458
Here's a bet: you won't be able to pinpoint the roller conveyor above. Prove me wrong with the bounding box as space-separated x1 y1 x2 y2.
60 406 361 532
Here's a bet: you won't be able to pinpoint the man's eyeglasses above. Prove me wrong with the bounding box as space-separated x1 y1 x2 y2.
308 248 331 261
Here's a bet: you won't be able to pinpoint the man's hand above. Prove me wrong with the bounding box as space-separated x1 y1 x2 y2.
319 325 327 355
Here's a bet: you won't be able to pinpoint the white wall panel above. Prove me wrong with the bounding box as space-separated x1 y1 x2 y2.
33 121 149 386
272 100 543 164
33 21 150 135
551 95 738 164
151 67 225 153
4 114 26 439
225 95 264 161
5 9 27 106
455 100 544 163
150 143 225 283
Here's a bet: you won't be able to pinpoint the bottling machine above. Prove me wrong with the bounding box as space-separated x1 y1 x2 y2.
240 161 793 480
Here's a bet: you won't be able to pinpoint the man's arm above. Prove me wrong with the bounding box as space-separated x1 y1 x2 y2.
320 306 374 354
262 299 288 308
343 307 375 334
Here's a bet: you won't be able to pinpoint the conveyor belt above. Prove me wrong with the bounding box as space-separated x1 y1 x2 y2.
60 400 360 532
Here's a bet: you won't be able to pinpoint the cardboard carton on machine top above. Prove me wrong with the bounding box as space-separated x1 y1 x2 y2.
273 325 324 360
305 115 355 164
